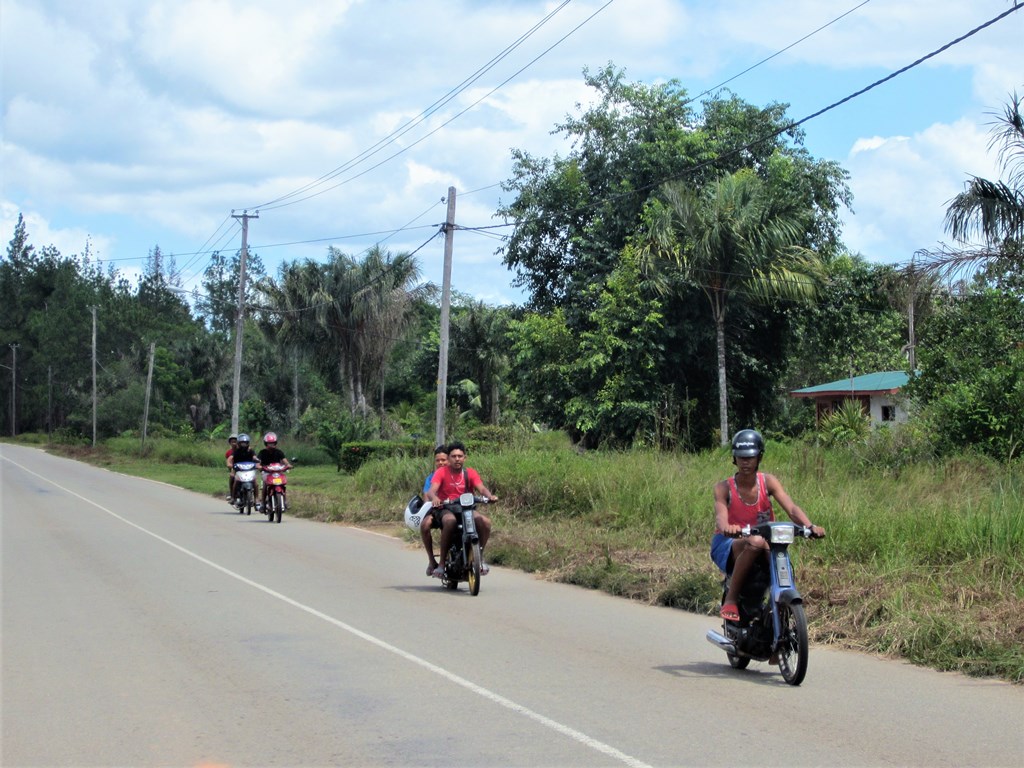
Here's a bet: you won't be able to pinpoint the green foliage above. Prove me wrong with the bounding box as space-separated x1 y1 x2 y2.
908 281 1024 460
315 413 379 471
239 397 271 438
818 399 872 446
849 422 936 475
337 440 425 473
784 254 909 389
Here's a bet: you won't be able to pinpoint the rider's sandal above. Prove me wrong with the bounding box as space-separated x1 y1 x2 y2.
427 563 438 577
720 603 740 622
431 566 444 578
480 562 490 575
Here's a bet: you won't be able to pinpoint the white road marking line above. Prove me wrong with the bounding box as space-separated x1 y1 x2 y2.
3 454 652 768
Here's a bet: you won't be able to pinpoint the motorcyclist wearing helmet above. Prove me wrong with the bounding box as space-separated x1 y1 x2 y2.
225 434 238 501
711 429 824 622
257 432 292 511
227 433 258 507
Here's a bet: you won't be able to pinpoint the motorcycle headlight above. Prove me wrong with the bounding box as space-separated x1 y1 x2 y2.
770 524 795 544
459 492 476 507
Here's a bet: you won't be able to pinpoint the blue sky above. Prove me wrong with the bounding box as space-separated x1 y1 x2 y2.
2 0 1021 305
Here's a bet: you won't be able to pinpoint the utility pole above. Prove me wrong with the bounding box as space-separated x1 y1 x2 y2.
91 306 97 447
906 253 920 372
435 187 456 448
9 343 17 437
230 210 258 434
141 342 155 451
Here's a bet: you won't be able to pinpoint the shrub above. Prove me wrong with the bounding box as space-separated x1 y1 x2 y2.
818 399 871 446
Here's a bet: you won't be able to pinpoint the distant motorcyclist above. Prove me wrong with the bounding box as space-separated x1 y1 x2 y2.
225 434 238 501
256 432 292 510
426 441 496 578
227 433 258 507
711 429 824 621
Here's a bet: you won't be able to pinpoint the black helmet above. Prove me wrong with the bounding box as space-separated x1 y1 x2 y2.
731 429 764 458
237 433 250 444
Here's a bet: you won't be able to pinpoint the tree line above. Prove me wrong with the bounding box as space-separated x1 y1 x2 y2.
2 69 1021 459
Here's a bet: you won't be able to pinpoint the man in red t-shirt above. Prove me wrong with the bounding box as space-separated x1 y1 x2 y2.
426 441 497 577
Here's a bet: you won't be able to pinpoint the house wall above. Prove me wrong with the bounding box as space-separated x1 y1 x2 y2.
868 395 909 425
814 394 908 426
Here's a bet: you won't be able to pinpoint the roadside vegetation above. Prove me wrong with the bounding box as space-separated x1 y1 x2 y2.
5 75 1023 684
31 430 1024 684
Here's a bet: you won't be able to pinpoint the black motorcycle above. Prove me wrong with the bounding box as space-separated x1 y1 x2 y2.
706 521 821 685
438 494 489 596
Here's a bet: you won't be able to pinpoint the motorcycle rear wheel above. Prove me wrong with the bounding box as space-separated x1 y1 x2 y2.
777 603 809 686
727 652 750 670
442 551 459 590
467 542 482 596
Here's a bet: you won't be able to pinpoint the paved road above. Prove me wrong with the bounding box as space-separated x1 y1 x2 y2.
2 443 1022 767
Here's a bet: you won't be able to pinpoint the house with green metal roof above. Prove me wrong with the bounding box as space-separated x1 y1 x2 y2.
790 370 911 426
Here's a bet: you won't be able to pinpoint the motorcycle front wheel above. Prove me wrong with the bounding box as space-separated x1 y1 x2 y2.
467 542 482 596
273 493 283 523
244 489 254 516
777 603 809 686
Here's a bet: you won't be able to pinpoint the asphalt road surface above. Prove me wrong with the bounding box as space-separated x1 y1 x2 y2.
2 443 1022 767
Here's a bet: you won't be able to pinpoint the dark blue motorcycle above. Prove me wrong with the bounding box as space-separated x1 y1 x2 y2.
706 521 821 685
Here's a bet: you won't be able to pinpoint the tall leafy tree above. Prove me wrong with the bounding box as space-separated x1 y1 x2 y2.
450 300 511 424
638 165 824 444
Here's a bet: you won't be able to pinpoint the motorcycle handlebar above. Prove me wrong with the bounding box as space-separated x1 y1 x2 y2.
726 522 823 539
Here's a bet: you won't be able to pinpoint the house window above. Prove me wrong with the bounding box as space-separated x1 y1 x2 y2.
881 405 896 422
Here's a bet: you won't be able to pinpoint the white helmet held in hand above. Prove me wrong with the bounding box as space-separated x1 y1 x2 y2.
404 496 431 531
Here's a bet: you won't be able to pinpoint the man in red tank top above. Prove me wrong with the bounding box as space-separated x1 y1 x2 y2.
711 429 824 621
426 441 498 578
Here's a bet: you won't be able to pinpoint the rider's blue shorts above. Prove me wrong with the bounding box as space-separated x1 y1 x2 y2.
710 533 734 574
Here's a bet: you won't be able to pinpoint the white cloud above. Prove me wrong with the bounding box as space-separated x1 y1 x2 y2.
842 117 1001 262
2 0 1022 303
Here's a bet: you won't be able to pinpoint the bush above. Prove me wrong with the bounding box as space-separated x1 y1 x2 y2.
818 399 871 446
337 440 428 473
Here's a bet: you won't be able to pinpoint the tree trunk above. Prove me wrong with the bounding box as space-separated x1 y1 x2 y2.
714 300 729 446
490 378 500 424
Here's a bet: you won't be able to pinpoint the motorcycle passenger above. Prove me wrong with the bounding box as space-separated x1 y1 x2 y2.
225 434 238 501
227 433 258 508
711 429 824 621
426 441 496 578
419 446 448 576
257 432 292 511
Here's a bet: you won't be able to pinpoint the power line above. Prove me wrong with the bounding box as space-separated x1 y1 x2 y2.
472 4 1023 243
255 1 616 212
248 1 577 211
689 0 873 104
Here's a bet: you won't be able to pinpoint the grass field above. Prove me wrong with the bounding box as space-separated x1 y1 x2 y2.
26 433 1024 683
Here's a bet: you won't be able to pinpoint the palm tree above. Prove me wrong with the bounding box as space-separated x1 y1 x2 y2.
932 93 1024 277
452 300 510 424
639 168 822 444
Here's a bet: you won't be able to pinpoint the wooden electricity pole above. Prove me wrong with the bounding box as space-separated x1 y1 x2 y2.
435 187 456 448
141 342 155 450
230 211 257 435
91 306 97 447
9 343 17 437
